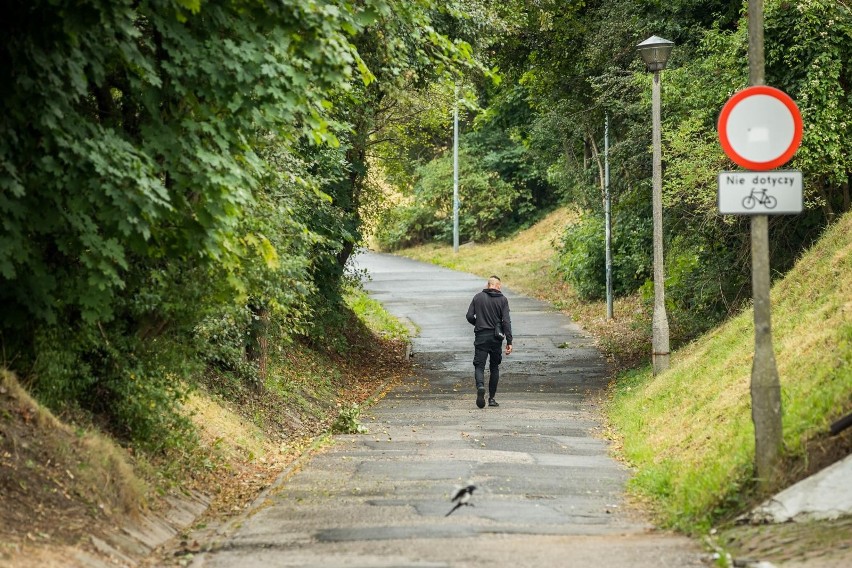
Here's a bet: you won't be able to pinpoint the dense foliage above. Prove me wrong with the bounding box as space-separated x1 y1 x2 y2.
374 122 544 249
2 0 849 456
378 0 851 347
0 0 478 451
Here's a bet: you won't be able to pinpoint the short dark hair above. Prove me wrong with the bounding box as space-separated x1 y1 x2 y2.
490 275 501 281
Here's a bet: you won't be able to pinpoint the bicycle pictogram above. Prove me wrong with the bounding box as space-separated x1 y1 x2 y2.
742 188 777 210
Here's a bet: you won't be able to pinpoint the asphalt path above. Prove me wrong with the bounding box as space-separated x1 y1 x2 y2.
197 252 705 567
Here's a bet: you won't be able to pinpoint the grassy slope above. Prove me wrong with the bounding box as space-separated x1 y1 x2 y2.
396 207 577 298
610 210 852 531
1 370 148 563
396 206 852 535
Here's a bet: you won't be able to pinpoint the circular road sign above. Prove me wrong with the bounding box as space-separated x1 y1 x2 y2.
717 86 803 171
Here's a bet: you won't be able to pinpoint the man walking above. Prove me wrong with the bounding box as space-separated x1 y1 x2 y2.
465 275 513 408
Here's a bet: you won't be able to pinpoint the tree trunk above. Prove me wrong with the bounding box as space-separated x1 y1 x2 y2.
587 131 605 199
247 301 269 392
817 176 836 223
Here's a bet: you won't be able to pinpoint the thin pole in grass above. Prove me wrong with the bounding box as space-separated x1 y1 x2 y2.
453 84 460 254
605 113 613 321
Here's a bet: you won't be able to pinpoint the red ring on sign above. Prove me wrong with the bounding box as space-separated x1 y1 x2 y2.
717 86 803 171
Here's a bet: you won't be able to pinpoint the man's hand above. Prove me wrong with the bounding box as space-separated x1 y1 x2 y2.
505 344 513 355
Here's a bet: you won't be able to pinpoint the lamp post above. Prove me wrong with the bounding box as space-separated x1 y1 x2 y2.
605 113 613 320
637 35 674 375
453 84 460 253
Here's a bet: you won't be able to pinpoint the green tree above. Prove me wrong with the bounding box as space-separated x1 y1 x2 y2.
0 0 376 447
419 0 851 350
306 0 489 330
0 0 492 449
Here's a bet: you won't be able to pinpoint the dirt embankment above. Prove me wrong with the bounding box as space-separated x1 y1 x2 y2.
0 331 411 567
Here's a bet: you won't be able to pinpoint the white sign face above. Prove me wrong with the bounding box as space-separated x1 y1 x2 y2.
724 95 796 163
718 171 803 215
718 86 803 171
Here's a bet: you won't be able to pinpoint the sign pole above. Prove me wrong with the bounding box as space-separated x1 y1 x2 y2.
748 0 783 486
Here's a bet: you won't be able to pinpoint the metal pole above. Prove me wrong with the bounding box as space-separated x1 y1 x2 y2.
453 85 460 253
651 69 670 374
605 113 613 320
748 0 782 485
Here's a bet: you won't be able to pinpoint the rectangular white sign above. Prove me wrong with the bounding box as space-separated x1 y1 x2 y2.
718 171 803 215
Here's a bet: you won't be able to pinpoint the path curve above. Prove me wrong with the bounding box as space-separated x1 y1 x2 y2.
197 252 705 567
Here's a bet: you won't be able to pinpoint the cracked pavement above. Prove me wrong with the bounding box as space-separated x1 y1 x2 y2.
195 251 705 567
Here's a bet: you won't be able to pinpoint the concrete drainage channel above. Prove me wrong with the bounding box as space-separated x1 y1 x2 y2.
78 492 209 566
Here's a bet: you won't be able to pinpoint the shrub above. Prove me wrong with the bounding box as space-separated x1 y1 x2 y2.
31 324 198 455
557 205 653 301
331 404 369 434
375 122 541 251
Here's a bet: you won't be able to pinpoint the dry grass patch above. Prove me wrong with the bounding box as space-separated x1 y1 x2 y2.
399 207 576 296
1 371 148 564
179 388 319 523
184 392 269 464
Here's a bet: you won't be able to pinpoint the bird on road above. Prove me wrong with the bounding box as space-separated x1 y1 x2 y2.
445 484 477 516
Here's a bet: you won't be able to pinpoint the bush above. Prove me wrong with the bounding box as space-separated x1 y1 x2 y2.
331 404 368 434
557 214 606 300
31 324 197 455
374 203 442 251
375 118 545 251
557 205 653 301
376 148 526 249
659 233 749 343
193 306 262 390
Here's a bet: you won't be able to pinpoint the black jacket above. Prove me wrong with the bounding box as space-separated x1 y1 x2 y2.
466 288 512 345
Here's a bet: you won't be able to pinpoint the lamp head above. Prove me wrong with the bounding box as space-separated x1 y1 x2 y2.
637 35 674 72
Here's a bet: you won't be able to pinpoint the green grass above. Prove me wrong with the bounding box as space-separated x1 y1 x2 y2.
608 210 852 532
345 287 415 340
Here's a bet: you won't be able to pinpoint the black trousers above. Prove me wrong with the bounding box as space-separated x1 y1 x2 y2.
473 331 503 399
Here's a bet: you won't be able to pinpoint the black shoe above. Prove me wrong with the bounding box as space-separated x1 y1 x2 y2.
488 398 499 407
476 386 486 409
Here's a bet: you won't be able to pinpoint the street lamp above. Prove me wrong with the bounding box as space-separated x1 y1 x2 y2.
637 35 674 375
637 35 675 72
